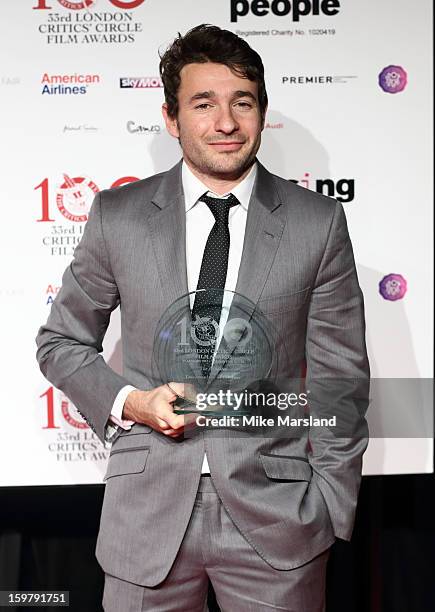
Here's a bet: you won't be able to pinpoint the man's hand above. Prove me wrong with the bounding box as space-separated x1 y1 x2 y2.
123 383 196 437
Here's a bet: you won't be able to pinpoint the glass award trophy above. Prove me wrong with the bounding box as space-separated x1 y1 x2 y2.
151 288 278 417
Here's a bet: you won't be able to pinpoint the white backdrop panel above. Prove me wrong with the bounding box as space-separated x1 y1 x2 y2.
0 0 432 485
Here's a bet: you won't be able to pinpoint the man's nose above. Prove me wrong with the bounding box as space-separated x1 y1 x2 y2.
214 105 239 133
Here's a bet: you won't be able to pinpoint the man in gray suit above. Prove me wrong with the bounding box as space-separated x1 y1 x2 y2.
36 24 369 612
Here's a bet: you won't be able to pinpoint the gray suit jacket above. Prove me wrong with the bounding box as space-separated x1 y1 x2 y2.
35 159 370 587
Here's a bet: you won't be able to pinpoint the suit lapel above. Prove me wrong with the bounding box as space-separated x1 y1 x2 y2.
146 161 204 386
146 158 286 308
234 160 286 304
147 160 189 309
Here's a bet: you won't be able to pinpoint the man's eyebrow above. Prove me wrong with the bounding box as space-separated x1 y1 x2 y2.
232 90 257 102
189 90 257 103
189 91 216 103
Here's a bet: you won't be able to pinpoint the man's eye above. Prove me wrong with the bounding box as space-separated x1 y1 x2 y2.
195 103 212 110
235 102 252 108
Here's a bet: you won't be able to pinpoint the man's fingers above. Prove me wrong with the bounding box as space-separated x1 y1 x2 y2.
149 385 199 434
168 411 198 434
156 417 170 429
166 381 185 398
158 410 197 434
156 407 185 430
162 428 183 437
166 412 186 430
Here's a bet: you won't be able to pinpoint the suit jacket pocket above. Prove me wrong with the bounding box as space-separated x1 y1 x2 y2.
259 453 312 481
104 444 150 481
257 287 310 315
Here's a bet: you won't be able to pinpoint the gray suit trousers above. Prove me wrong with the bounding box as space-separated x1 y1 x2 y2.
102 475 330 612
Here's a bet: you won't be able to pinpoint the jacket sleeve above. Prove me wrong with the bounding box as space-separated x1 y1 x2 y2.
35 191 132 444
306 200 370 541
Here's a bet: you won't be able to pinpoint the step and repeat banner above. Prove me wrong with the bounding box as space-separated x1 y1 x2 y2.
0 0 432 485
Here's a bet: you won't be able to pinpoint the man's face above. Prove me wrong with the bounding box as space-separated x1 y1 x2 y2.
162 62 265 180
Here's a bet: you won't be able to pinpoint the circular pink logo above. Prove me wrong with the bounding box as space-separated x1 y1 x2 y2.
378 65 408 93
379 274 407 301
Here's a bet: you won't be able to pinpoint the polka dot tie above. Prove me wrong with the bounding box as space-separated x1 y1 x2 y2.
191 192 240 379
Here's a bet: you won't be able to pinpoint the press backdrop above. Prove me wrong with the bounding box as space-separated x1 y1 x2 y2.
0 0 433 485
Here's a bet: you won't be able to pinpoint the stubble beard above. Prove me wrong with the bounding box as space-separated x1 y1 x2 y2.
179 129 261 181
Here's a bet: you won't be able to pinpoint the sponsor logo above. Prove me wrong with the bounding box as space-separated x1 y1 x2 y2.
63 124 98 132
56 174 99 222
41 72 100 95
60 394 89 429
120 76 163 88
33 0 145 9
289 172 355 203
282 74 357 84
1 76 20 85
108 0 145 6
126 121 161 134
33 0 145 45
45 283 61 305
58 0 95 8
379 274 407 301
36 173 140 257
378 65 407 94
230 0 341 22
265 121 284 129
39 386 109 462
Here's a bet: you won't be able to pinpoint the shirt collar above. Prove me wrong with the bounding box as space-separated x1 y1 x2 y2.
181 159 257 213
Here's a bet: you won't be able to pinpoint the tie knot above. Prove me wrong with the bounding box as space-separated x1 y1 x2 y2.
200 193 239 224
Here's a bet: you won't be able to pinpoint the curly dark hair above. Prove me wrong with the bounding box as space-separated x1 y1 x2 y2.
159 24 268 121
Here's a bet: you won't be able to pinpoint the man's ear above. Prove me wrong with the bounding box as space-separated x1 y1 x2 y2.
162 103 180 138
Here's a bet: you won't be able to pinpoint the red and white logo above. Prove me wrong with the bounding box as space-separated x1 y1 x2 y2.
33 0 146 9
57 0 95 9
56 174 99 222
60 394 89 429
105 0 145 6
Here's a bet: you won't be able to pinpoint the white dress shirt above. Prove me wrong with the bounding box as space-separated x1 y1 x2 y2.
107 160 257 473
